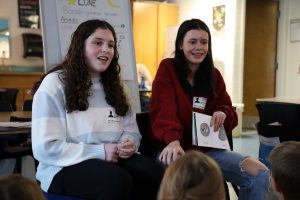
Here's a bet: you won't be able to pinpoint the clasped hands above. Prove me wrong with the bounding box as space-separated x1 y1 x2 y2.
159 111 226 166
104 139 136 163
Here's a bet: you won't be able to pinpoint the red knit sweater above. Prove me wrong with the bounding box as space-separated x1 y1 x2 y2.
149 58 238 151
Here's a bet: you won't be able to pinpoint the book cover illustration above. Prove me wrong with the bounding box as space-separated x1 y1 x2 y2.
192 112 230 150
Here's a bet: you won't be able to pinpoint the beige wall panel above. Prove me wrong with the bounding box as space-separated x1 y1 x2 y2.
133 2 158 80
157 4 178 72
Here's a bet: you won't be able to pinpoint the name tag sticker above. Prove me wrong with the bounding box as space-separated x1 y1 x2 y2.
193 97 207 109
107 110 120 124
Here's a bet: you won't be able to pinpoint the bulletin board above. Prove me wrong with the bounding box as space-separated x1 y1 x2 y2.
40 0 136 80
39 0 141 112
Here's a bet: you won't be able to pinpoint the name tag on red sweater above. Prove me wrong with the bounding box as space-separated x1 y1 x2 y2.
193 97 207 110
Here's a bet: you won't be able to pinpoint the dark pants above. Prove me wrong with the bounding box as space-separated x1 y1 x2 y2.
48 154 164 200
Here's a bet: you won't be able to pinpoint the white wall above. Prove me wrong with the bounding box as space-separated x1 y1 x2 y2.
0 0 43 66
174 0 246 104
276 0 300 97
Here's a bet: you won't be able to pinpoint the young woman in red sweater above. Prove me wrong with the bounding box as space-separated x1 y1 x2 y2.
149 19 269 200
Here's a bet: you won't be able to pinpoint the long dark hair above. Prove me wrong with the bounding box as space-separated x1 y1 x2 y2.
174 19 215 96
32 19 129 116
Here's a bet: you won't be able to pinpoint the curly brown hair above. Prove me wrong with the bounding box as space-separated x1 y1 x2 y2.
32 19 129 116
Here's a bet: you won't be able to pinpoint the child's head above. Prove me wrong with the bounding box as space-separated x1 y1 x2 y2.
158 150 225 200
0 174 46 200
269 141 300 200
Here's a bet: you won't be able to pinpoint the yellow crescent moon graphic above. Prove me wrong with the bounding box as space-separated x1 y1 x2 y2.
107 0 120 8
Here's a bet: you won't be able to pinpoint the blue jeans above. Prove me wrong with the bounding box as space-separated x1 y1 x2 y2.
258 143 275 169
206 149 270 200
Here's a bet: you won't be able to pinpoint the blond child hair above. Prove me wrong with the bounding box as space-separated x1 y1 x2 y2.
158 150 225 200
0 174 45 200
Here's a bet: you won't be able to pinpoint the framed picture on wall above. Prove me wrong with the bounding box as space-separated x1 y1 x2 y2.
212 5 225 34
18 0 40 29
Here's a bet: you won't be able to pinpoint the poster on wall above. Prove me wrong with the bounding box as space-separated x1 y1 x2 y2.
212 5 225 34
290 19 300 43
0 19 10 58
55 0 134 80
18 0 40 29
0 36 10 59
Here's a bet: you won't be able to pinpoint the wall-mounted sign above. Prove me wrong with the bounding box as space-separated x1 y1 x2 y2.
18 0 40 29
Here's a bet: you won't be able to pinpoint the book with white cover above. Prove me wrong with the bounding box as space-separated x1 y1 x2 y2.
192 112 230 150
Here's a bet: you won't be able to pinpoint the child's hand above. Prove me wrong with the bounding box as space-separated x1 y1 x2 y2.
117 139 136 159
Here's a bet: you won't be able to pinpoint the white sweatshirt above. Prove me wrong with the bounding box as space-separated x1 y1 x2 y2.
31 71 141 191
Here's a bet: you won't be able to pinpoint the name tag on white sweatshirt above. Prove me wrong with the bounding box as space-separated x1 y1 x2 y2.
107 110 120 124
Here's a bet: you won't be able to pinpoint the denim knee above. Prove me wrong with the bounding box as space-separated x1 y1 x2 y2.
254 169 270 189
240 169 270 200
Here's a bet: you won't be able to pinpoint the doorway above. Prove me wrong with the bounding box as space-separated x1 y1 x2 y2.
243 0 279 129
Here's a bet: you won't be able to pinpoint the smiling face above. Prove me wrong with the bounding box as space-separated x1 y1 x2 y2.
84 28 115 77
180 29 209 70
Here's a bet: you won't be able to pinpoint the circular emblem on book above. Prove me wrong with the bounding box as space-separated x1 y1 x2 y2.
200 123 210 136
218 128 227 141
